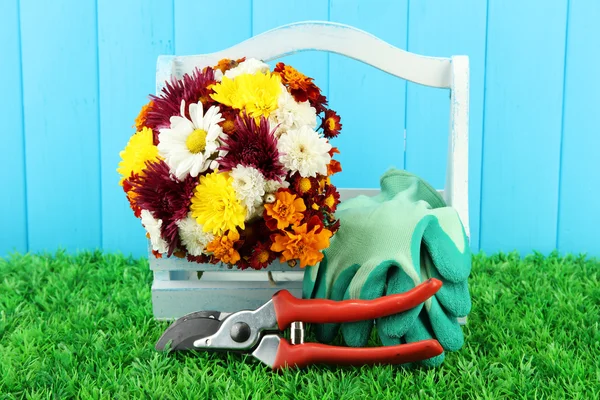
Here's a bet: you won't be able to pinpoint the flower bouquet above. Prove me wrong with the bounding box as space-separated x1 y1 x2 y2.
117 57 343 270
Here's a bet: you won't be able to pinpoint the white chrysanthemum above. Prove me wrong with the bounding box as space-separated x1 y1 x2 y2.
224 58 270 80
176 215 214 256
141 210 168 254
231 165 266 219
277 126 332 177
270 87 317 136
157 100 225 179
264 179 290 194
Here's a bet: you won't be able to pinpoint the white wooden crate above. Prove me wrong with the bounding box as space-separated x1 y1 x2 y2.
150 21 469 320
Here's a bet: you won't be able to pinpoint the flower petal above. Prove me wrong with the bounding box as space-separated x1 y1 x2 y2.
190 102 204 129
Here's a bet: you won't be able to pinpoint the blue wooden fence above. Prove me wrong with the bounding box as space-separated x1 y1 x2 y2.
2 0 598 259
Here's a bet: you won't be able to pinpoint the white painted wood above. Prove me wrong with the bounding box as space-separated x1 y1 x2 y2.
199 271 303 282
445 56 470 240
152 280 303 320
151 20 470 319
157 21 452 91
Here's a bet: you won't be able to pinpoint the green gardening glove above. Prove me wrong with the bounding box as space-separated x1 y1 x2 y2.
303 169 471 366
302 169 424 341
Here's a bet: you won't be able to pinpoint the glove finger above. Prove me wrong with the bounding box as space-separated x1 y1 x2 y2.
424 256 472 317
378 169 446 208
339 259 394 347
339 291 376 348
340 319 373 347
314 263 361 344
426 295 464 352
403 311 445 368
341 259 412 348
302 257 323 299
377 266 423 346
423 209 471 283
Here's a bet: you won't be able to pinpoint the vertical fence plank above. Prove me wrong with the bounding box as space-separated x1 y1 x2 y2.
98 0 174 258
174 0 252 55
405 0 487 251
329 0 408 189
252 0 329 100
20 0 101 252
0 0 27 255
480 0 568 254
557 1 600 257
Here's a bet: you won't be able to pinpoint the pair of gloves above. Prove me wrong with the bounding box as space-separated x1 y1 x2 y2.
302 169 471 367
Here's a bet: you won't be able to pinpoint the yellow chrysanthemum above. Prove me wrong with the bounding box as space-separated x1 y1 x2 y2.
190 171 247 236
210 72 282 119
117 127 161 186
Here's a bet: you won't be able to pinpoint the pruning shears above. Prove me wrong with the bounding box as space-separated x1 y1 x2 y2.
155 278 444 370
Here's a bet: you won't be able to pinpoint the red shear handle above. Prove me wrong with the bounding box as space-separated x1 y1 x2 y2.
272 338 443 370
272 278 442 330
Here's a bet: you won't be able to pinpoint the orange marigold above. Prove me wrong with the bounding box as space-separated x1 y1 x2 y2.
270 222 332 267
214 57 246 73
274 63 312 90
274 62 326 111
206 229 242 264
134 100 154 131
264 190 307 230
327 147 342 176
218 106 240 135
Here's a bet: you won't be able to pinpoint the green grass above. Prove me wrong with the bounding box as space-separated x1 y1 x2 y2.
0 250 599 399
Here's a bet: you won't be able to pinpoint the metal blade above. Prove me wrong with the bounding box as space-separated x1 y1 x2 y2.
155 311 224 352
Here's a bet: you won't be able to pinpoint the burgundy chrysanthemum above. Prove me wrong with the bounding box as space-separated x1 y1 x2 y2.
130 160 197 256
145 67 217 145
217 113 286 181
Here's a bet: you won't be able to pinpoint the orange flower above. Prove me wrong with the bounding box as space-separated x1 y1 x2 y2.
214 57 246 73
274 63 312 90
273 62 325 110
264 190 307 230
134 100 154 131
327 147 342 176
270 222 332 267
206 229 242 264
218 106 239 135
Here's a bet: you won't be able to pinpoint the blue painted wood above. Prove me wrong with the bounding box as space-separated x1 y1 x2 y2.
405 0 487 251
480 0 568 255
252 0 329 100
329 0 408 189
0 0 28 255
98 0 174 258
20 0 101 252
557 0 600 257
174 0 252 55
4 2 600 258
